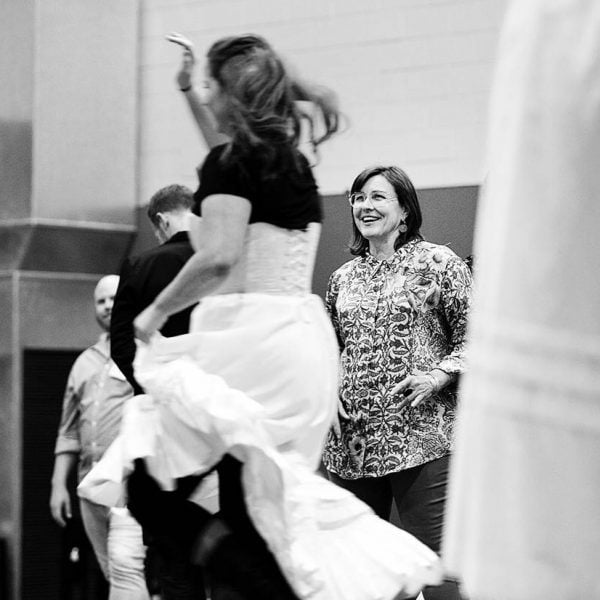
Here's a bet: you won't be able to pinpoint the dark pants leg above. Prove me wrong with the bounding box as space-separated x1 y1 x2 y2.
389 455 462 600
211 456 300 600
328 456 463 600
128 457 299 600
327 470 394 519
127 460 208 599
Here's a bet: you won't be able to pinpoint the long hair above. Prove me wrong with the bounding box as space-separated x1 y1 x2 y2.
206 35 340 177
348 166 423 256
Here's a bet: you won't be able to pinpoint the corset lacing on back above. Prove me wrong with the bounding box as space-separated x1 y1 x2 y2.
244 222 321 295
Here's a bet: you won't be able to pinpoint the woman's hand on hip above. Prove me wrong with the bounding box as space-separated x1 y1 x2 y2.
134 304 168 344
391 373 439 410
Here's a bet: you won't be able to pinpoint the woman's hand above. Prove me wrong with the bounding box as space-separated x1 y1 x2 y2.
391 372 445 410
331 397 350 439
166 31 227 148
134 304 168 344
166 31 196 90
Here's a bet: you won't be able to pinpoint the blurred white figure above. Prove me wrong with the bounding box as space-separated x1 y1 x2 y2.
444 0 600 598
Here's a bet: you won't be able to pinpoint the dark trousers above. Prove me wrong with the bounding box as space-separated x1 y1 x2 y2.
210 456 299 600
128 457 299 600
128 463 207 600
328 454 463 600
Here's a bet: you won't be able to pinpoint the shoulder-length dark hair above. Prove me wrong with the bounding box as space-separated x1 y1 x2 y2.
349 166 423 256
207 35 340 177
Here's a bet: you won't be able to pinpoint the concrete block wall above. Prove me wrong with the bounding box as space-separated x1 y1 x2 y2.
137 0 507 203
0 3 139 597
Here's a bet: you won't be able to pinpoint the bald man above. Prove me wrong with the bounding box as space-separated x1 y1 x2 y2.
50 275 150 599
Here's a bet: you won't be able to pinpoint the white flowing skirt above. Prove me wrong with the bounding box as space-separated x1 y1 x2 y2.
80 293 443 600
444 1 600 598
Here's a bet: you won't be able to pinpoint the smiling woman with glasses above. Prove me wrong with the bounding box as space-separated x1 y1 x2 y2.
323 165 473 600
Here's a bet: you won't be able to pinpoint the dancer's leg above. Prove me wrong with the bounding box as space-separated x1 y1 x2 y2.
107 507 150 600
127 460 208 599
202 455 299 600
128 456 299 599
80 498 110 579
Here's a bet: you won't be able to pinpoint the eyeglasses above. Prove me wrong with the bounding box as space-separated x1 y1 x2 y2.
347 191 398 207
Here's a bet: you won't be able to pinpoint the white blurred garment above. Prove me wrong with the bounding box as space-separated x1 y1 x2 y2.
444 0 600 598
80 224 444 600
80 501 149 600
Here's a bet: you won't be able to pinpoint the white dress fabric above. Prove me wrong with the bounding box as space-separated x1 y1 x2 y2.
80 222 443 600
443 1 600 598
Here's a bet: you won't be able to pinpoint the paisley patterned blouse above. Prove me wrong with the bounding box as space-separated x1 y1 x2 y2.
322 239 472 479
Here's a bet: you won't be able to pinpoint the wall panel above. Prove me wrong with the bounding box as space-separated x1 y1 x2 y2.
138 0 507 199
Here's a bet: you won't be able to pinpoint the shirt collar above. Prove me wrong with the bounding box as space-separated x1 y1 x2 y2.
364 238 421 268
165 230 190 245
93 332 111 359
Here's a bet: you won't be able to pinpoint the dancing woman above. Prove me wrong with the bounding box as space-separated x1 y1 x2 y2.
132 32 341 599
81 33 443 600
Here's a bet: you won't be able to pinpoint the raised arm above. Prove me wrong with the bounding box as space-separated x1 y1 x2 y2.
166 32 228 149
134 195 251 341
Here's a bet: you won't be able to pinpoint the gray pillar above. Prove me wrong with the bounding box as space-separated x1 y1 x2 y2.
0 2 139 598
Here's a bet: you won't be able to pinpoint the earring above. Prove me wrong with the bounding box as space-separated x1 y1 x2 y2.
399 221 408 233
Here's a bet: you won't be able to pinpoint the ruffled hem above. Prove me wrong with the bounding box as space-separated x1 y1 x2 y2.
79 339 443 600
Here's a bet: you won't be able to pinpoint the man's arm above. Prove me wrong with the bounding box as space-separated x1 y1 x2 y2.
49 452 78 527
50 367 82 527
111 258 144 394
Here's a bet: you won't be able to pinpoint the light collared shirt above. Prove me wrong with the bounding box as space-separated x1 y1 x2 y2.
54 333 133 481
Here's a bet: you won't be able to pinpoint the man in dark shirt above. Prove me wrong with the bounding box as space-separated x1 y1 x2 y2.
111 184 196 394
110 184 205 599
